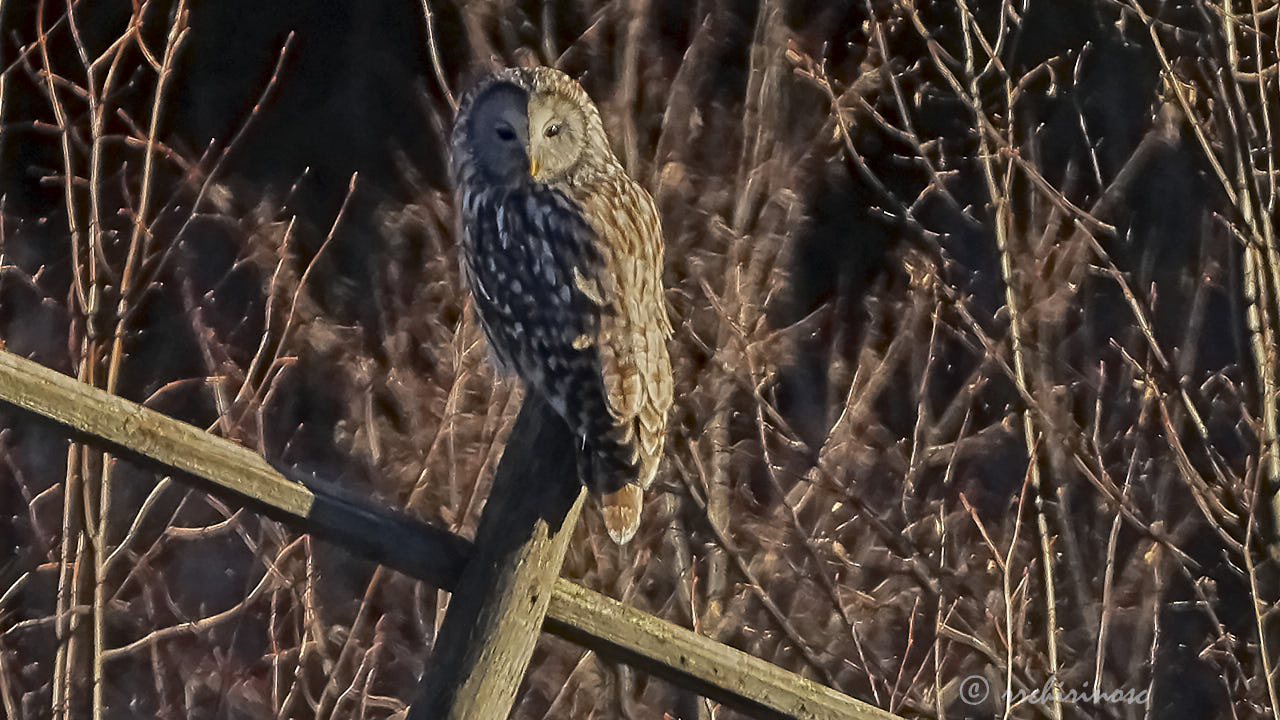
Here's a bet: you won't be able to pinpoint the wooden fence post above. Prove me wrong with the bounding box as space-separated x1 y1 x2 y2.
0 348 904 720
407 393 584 719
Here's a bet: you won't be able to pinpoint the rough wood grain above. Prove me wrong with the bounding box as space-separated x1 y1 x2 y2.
0 348 901 720
546 582 901 720
0 347 313 516
408 395 584 719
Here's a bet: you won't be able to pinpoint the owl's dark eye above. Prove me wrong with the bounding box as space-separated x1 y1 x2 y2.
496 125 517 141
544 123 562 138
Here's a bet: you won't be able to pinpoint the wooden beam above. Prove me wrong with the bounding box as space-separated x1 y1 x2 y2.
0 348 902 720
409 396 583 719
0 348 313 516
546 583 897 720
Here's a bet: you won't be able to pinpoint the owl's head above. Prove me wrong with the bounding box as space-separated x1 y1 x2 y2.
464 82 532 182
457 67 616 186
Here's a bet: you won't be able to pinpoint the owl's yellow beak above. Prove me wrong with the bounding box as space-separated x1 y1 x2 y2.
529 156 539 177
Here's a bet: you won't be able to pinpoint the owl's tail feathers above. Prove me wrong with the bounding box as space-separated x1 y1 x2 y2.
601 483 643 545
577 427 643 544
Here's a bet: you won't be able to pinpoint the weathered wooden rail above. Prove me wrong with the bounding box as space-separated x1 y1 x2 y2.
0 347 903 720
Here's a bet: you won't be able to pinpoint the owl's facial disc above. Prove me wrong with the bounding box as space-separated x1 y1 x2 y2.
468 83 531 183
528 93 585 182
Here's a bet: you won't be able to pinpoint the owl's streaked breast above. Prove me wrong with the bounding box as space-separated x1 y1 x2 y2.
459 183 604 383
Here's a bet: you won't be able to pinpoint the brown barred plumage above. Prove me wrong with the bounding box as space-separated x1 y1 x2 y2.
450 67 672 544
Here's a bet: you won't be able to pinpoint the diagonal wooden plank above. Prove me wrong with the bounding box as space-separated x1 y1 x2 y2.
0 348 902 720
0 347 314 517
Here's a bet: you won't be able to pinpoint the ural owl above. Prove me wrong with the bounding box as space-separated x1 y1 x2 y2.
449 67 673 544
